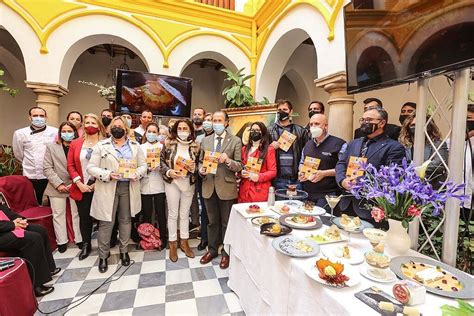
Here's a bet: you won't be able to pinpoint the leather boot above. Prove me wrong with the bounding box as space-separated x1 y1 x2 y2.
169 241 178 262
78 242 91 260
180 239 195 258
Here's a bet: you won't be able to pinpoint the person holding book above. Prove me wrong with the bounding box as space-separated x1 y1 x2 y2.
298 114 345 213
87 116 147 273
198 111 242 269
68 113 106 260
160 119 200 262
238 122 277 203
268 99 310 191
335 108 405 220
140 122 167 249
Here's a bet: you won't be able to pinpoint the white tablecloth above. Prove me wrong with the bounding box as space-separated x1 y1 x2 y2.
224 202 463 316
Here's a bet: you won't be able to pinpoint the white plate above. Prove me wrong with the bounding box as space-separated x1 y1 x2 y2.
304 258 361 288
299 205 327 216
322 245 364 265
237 206 275 218
359 264 397 283
270 203 299 215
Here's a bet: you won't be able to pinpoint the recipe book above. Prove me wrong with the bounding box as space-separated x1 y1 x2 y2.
146 147 161 169
300 156 321 178
202 151 221 174
174 156 191 177
118 158 138 179
346 156 367 178
277 130 297 152
245 156 263 175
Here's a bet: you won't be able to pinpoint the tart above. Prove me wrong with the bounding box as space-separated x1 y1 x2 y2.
247 204 261 213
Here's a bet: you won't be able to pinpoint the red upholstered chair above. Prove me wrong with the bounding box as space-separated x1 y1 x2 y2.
0 175 57 251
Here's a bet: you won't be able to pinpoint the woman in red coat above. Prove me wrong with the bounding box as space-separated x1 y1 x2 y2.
238 121 277 203
67 113 105 260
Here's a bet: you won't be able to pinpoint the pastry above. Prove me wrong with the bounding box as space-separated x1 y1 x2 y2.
340 214 361 231
414 268 444 284
373 243 384 253
400 261 463 292
325 225 341 239
365 251 391 268
247 204 261 213
287 184 297 196
295 240 313 253
269 224 282 234
343 245 351 259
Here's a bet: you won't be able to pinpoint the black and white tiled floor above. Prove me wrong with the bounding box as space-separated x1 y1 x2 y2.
35 238 244 315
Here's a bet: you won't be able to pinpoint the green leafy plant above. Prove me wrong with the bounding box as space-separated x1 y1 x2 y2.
0 69 19 97
0 145 22 176
441 299 474 316
221 68 255 108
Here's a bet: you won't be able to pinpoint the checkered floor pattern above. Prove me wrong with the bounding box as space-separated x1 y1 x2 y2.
35 237 244 316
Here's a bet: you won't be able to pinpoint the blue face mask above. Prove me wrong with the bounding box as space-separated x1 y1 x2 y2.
203 121 213 132
157 134 166 143
213 123 225 135
146 132 158 143
31 116 46 128
61 132 75 142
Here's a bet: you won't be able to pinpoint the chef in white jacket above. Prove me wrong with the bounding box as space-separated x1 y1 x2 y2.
12 106 57 205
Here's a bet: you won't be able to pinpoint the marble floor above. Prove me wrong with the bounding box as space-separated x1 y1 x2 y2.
35 237 244 315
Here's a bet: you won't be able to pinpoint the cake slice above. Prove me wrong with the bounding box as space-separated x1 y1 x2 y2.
414 268 444 284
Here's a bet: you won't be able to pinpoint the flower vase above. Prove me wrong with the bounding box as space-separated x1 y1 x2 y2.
386 219 411 255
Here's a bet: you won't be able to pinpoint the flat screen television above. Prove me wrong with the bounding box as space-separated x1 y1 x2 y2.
344 0 474 94
116 69 192 117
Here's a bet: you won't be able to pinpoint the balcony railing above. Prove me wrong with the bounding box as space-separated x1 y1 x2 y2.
195 0 235 10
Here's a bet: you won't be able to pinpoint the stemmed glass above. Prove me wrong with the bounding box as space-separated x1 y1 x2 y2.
325 194 342 219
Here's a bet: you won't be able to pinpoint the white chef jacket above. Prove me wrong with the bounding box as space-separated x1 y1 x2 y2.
12 125 58 179
140 142 165 195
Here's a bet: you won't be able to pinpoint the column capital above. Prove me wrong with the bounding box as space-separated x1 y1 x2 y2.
25 81 68 98
314 71 356 105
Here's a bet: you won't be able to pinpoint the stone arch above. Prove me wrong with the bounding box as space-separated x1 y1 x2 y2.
356 46 397 89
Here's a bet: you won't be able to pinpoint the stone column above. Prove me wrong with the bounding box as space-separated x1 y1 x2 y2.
25 81 68 127
315 71 356 141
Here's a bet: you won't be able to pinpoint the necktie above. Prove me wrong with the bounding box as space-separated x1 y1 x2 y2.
360 138 372 157
216 137 222 152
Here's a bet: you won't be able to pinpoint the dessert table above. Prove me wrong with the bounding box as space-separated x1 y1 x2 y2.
224 201 471 316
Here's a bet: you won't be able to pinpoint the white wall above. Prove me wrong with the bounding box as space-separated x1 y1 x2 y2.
181 63 228 114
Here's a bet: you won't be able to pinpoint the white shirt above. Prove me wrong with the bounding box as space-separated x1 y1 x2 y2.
140 142 165 194
214 131 226 151
79 146 92 184
12 125 58 179
134 125 146 136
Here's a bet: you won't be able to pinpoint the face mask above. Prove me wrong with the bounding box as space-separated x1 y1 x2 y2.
250 131 262 142
177 131 190 141
308 110 320 118
61 132 75 142
203 121 213 132
111 127 125 139
146 132 158 143
101 117 112 127
359 122 378 136
31 117 46 128
84 126 99 135
193 117 203 126
399 114 409 125
310 126 323 139
213 123 225 135
157 134 166 143
278 111 289 122
467 120 474 132
125 119 132 128
409 126 416 137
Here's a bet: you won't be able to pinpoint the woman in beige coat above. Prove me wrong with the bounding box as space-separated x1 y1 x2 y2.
87 116 147 273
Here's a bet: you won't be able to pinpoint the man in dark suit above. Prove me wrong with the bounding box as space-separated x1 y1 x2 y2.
0 204 60 296
354 98 401 141
198 111 242 269
336 108 406 220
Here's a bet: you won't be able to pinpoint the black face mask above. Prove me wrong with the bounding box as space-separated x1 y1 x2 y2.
399 114 409 125
409 126 416 137
278 111 289 121
193 117 203 126
467 120 474 132
250 131 262 142
359 122 378 136
101 117 112 127
308 110 320 118
111 127 125 139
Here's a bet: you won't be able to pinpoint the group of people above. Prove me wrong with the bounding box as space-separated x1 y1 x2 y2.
1 97 473 297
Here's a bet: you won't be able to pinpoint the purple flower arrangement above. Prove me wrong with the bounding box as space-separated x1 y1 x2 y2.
350 159 467 228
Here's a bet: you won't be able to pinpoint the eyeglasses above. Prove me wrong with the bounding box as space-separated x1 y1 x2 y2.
359 118 381 124
86 148 93 160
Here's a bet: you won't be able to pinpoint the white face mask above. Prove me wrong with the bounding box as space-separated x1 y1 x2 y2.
177 131 190 141
310 126 324 139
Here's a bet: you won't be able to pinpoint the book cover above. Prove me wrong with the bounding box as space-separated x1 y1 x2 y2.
346 156 367 177
300 156 321 178
202 151 221 175
146 147 161 169
174 156 191 177
245 156 263 175
118 158 138 179
277 130 297 152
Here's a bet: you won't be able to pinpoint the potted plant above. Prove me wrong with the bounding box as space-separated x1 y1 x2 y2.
350 159 467 255
221 68 270 108
0 145 22 176
0 69 19 97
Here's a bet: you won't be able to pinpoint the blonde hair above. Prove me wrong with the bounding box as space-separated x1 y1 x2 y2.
110 116 130 138
83 113 106 139
399 114 442 147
